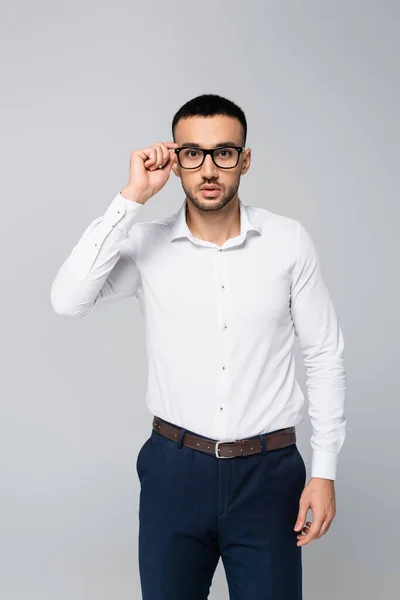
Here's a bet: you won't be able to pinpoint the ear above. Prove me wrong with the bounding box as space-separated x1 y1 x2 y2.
171 159 181 178
241 148 251 174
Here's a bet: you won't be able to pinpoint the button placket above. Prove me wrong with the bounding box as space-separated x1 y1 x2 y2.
215 247 230 431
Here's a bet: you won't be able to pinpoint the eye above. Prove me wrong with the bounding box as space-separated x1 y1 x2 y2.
215 148 234 158
182 148 200 158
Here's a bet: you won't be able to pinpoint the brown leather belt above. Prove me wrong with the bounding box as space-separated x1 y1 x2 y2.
152 416 296 458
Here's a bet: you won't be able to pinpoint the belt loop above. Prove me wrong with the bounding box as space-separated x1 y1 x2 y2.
259 434 267 455
176 427 187 450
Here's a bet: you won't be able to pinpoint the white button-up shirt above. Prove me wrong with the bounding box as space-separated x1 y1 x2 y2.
51 192 346 480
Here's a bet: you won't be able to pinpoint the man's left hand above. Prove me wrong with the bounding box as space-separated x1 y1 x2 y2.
294 477 336 546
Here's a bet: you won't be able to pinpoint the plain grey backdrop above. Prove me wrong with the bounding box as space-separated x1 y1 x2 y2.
1 1 399 598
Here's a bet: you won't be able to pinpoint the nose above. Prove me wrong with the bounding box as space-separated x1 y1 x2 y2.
200 152 219 178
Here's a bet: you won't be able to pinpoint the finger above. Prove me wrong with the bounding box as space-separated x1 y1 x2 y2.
156 142 177 171
164 150 177 171
296 522 311 538
154 143 166 169
294 503 309 531
150 144 163 170
146 146 160 169
157 142 173 168
134 146 154 164
156 143 168 166
141 142 177 166
297 517 324 545
297 519 316 543
143 146 156 167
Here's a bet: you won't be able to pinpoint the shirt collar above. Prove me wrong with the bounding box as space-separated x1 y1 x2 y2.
169 198 262 246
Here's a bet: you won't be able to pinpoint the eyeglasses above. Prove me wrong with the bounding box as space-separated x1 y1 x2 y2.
174 146 244 169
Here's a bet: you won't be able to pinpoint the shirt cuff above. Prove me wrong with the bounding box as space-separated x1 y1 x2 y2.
311 450 338 480
102 192 145 232
69 192 145 282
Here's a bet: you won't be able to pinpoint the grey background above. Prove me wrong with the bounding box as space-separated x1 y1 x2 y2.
1 1 399 598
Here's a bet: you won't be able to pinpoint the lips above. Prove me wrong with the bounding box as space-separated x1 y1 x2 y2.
200 186 220 190
200 187 221 198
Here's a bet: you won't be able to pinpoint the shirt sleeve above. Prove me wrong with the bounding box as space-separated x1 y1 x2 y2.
290 220 346 481
50 192 145 318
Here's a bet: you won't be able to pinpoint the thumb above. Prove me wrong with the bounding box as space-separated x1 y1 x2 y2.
294 501 308 531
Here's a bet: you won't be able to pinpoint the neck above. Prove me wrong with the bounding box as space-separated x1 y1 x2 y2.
185 198 241 245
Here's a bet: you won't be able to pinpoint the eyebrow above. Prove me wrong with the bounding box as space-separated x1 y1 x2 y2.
179 141 241 148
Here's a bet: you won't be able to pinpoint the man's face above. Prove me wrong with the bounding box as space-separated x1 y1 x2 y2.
171 115 251 212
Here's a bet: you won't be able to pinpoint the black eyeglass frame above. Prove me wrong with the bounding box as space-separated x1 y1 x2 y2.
174 146 245 169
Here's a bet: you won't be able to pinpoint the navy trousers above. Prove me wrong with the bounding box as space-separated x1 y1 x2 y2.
136 418 306 599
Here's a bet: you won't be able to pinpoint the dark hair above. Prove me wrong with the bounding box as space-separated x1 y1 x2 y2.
171 93 247 146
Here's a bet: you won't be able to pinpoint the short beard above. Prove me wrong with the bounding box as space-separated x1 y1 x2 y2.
182 179 240 212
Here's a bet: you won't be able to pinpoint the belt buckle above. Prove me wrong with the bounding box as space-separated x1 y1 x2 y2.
215 440 240 458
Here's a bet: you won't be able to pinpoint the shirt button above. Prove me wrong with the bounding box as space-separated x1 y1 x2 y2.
223 324 227 330
222 366 226 370
221 285 225 289
220 407 223 411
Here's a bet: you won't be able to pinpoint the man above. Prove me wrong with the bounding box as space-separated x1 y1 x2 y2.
51 93 346 599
